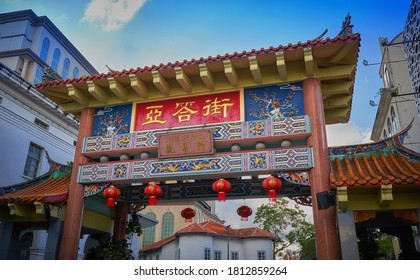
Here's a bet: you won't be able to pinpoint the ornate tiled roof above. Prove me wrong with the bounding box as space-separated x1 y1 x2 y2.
0 177 69 205
140 220 276 252
329 127 420 188
36 34 360 89
0 154 71 205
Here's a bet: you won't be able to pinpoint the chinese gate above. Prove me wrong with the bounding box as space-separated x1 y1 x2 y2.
37 19 360 259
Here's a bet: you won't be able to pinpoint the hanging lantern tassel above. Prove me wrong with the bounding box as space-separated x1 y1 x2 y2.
268 190 277 201
144 183 163 206
262 176 282 202
103 185 121 208
212 179 231 202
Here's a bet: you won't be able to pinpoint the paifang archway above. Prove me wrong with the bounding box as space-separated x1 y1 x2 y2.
37 20 360 260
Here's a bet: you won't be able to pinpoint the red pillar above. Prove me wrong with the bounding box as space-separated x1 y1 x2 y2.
58 107 95 259
303 78 340 260
113 202 129 240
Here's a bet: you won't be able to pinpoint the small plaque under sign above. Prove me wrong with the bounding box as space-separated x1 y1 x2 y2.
158 129 214 159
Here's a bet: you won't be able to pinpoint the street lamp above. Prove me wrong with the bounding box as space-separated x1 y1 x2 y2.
225 225 231 260
362 59 406 66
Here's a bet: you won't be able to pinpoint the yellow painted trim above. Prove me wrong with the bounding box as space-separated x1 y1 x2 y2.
378 184 393 206
67 84 89 106
337 186 348 211
175 67 192 92
82 209 114 233
129 74 149 98
223 60 238 87
239 87 245 121
199 64 215 90
109 77 129 101
249 56 262 84
152 70 170 95
87 81 109 104
276 51 287 81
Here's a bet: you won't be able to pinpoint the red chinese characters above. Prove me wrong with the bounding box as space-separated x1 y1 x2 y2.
134 91 241 131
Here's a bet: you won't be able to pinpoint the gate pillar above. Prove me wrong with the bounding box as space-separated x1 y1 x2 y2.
58 107 95 259
303 78 340 260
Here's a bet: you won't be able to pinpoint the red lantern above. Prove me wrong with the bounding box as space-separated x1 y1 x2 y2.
212 178 231 201
262 176 282 201
181 207 196 222
144 183 163 205
237 205 253 221
103 185 121 207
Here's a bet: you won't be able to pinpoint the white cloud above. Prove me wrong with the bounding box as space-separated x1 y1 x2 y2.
326 122 372 146
82 0 148 31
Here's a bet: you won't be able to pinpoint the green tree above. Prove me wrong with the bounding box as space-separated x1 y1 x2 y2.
254 198 315 259
358 228 394 260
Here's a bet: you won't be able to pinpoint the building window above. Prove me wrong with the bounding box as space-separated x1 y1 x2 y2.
34 66 43 84
40 38 50 61
23 143 43 178
62 58 70 79
155 255 159 260
72 67 79 78
214 250 222 260
231 251 239 260
387 118 392 136
257 250 266 260
51 48 61 71
383 130 388 139
383 65 392 88
204 248 211 260
142 212 156 247
34 118 49 130
175 248 180 260
390 106 398 134
34 37 50 84
161 212 174 239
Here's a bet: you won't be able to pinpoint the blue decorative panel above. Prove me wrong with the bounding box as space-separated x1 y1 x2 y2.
92 104 132 137
244 83 304 121
83 116 310 153
78 148 313 183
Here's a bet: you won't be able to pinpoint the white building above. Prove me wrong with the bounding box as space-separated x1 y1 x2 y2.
0 9 100 260
0 9 98 187
0 9 97 85
370 32 420 153
403 0 420 120
140 220 276 260
140 201 222 250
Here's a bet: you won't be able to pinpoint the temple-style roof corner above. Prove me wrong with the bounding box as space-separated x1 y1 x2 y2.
328 126 420 188
0 154 71 205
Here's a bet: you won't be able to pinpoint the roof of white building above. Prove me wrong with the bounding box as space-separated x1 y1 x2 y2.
141 220 276 252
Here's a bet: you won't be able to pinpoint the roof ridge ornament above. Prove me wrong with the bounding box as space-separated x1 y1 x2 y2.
42 66 62 82
337 13 354 38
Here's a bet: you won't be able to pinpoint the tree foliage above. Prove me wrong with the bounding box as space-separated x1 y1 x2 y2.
253 198 315 259
85 211 142 260
358 228 394 260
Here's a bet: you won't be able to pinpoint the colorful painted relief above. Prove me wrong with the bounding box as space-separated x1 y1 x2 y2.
244 83 304 121
92 104 132 136
134 91 241 131
78 148 313 183
83 116 310 153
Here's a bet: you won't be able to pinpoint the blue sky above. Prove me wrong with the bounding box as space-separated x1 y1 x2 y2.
0 0 412 227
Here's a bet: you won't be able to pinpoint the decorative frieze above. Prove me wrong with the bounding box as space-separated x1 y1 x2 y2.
78 147 313 183
82 115 310 153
